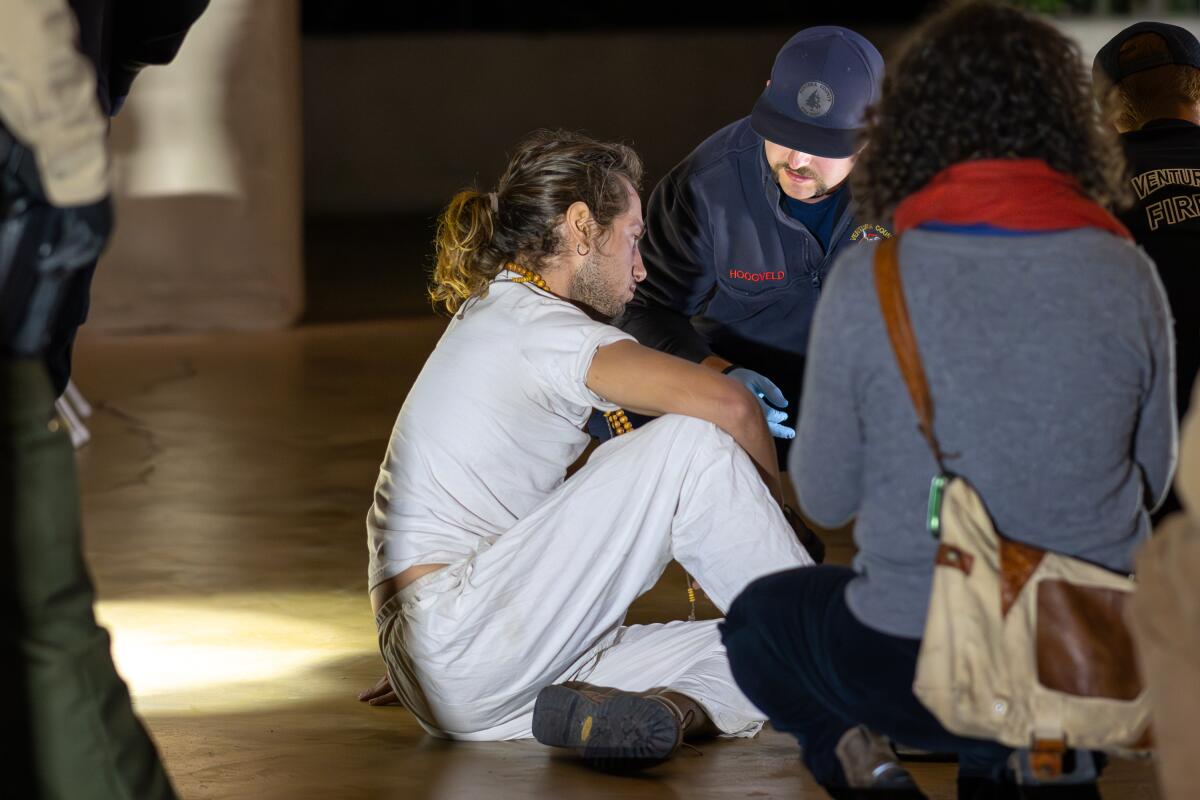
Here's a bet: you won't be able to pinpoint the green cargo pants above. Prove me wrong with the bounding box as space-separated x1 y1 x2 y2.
1 357 176 800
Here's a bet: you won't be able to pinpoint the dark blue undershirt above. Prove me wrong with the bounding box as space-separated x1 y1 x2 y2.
916 221 1066 236
781 182 850 253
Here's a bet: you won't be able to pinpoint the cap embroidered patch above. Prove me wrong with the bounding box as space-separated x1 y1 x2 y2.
797 81 835 118
750 27 883 157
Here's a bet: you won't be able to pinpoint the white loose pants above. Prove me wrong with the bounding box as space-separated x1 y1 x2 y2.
376 415 814 740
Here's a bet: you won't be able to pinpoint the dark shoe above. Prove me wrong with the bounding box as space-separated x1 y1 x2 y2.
829 725 926 797
827 790 929 799
1016 786 1101 799
784 504 826 564
957 776 1020 800
532 682 685 772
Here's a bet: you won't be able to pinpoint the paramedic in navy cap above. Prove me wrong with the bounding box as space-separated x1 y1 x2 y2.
614 27 887 456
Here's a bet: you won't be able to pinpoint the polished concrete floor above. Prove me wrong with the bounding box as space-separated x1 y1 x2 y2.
70 321 1159 799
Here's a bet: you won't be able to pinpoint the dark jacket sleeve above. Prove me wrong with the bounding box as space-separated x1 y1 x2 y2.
109 0 210 100
615 171 717 363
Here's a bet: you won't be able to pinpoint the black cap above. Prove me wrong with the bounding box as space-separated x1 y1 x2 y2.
1094 21 1200 84
750 26 884 159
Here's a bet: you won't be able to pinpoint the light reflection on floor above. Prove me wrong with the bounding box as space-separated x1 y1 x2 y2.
96 592 370 713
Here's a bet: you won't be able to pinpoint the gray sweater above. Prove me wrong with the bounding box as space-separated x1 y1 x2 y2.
791 228 1177 637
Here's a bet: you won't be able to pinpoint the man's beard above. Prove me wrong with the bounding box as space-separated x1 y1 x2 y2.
772 163 829 198
570 252 626 319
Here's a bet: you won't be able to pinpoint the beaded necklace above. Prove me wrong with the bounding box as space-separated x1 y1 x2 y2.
505 262 634 437
504 261 697 621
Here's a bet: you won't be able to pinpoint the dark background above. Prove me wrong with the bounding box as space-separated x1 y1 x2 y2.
297 9 917 323
299 1 1193 33
296 2 1198 322
300 3 940 32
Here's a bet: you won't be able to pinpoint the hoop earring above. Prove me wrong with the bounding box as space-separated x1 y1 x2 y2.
576 243 591 256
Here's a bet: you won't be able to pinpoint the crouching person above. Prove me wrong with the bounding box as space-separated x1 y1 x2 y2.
721 3 1174 798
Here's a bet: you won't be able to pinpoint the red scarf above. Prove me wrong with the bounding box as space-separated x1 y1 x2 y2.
893 159 1131 240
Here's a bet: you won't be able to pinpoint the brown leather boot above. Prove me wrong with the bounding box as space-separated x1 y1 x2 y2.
829 725 926 798
531 681 696 772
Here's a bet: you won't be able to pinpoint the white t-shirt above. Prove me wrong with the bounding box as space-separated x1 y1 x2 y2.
366 272 636 589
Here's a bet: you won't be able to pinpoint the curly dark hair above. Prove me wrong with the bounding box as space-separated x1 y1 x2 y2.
853 0 1131 221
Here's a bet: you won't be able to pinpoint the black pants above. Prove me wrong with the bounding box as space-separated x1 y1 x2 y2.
43 256 98 396
722 566 1020 787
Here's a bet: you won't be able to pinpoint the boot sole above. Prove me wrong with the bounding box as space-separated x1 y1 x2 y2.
532 684 680 772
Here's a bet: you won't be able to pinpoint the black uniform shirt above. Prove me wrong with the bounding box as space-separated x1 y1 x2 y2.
1119 118 1200 417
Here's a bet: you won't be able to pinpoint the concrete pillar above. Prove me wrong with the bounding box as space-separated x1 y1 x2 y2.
93 0 303 333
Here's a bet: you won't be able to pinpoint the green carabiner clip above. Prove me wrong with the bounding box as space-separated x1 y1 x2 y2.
927 473 948 539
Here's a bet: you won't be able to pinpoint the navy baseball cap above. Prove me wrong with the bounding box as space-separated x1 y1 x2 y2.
750 26 884 159
1094 21 1200 84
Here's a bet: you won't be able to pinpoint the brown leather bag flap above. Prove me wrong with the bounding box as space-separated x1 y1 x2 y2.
1036 579 1143 701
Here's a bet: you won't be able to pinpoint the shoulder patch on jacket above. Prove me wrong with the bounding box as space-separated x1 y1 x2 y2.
850 223 893 242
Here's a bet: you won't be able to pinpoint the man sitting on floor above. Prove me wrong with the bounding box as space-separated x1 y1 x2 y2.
357 130 814 771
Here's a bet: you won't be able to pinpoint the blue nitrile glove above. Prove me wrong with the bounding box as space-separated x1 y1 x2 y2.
726 367 795 439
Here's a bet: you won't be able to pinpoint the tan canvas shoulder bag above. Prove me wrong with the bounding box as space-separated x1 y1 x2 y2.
872 237 1151 778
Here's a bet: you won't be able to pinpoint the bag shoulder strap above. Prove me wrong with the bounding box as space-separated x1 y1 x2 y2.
873 237 948 471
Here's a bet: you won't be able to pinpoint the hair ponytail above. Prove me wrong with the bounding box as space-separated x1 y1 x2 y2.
429 190 503 314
